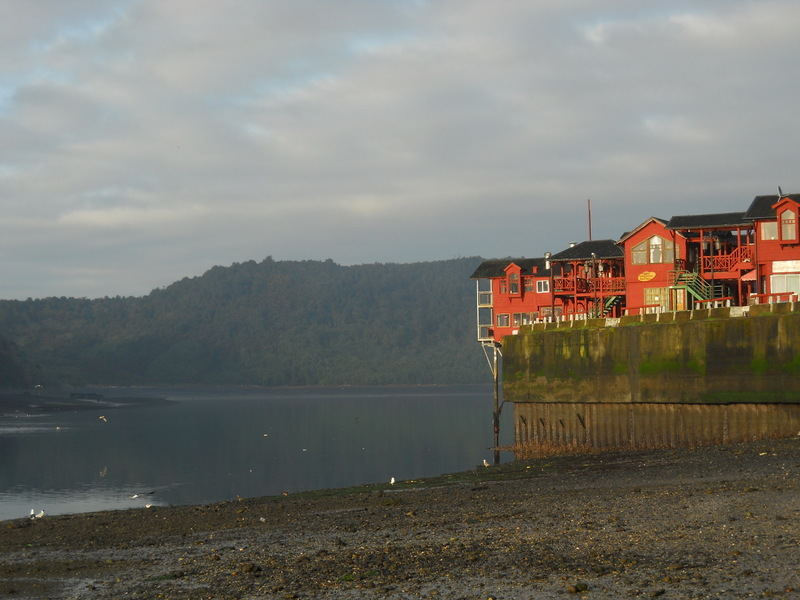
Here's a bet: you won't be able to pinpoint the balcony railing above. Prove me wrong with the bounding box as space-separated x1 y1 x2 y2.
553 276 626 293
700 245 753 272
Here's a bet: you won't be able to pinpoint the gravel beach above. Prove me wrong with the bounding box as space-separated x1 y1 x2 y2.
1 437 798 599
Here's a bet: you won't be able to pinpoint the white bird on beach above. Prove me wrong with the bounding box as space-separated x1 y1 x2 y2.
483 459 491 468
30 509 45 519
390 477 395 485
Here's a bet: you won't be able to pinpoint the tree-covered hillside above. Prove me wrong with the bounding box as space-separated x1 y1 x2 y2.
0 333 42 388
0 257 489 386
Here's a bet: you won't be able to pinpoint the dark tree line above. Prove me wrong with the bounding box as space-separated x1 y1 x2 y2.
0 257 490 387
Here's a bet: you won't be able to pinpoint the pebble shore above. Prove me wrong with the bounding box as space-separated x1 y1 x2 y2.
1 437 798 599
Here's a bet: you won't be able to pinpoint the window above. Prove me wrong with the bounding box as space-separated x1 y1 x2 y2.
632 242 647 265
524 278 535 293
512 313 522 327
771 274 800 300
781 209 797 241
632 236 676 265
508 273 519 294
762 222 778 240
496 314 510 327
644 287 669 312
536 280 549 293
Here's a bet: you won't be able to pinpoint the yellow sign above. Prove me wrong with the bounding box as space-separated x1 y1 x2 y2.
638 271 656 282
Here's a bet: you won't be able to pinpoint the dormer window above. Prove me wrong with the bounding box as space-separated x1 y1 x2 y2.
780 208 797 242
508 272 519 295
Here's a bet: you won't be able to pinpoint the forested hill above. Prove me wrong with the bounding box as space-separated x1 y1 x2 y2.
0 333 42 388
0 257 490 387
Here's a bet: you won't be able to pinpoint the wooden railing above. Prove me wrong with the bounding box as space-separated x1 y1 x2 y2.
701 246 753 272
693 297 733 309
553 276 626 293
623 304 662 316
750 292 798 304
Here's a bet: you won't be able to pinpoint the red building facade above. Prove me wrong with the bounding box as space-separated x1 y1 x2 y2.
743 193 800 303
548 240 625 319
470 258 560 343
618 218 688 314
472 190 800 345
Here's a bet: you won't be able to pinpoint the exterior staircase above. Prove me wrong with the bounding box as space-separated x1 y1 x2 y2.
670 270 724 304
602 295 623 316
590 295 623 317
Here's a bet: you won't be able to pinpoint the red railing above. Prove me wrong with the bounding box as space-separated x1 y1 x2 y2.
750 292 798 304
623 304 662 316
701 246 753 272
553 277 625 293
693 297 733 309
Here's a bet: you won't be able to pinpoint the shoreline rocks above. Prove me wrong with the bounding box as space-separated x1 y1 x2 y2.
1 437 798 599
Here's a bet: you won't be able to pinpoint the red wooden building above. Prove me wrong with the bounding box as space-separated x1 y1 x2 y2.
664 212 754 309
471 189 800 344
470 257 560 343
548 240 626 319
618 217 689 314
743 192 800 303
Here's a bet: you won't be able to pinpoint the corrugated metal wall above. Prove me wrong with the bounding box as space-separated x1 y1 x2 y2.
514 402 800 449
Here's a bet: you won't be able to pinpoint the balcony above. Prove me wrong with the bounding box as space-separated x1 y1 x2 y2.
700 245 753 272
554 276 626 294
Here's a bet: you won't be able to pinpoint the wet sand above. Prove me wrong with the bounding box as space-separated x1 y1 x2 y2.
1 437 798 599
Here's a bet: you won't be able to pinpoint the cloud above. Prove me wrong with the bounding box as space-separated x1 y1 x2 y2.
0 0 799 299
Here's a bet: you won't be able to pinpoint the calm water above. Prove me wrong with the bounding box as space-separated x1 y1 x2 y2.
0 385 512 521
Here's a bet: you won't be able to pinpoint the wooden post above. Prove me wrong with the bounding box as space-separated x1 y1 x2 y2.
492 344 501 465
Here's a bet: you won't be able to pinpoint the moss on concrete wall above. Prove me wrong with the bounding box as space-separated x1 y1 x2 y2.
502 308 800 404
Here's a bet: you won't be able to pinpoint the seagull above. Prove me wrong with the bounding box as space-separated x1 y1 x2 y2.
483 459 491 468
778 185 785 198
390 477 395 485
98 415 108 422
129 491 154 499
30 509 45 519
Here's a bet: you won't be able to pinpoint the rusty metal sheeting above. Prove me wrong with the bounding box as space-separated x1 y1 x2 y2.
514 402 800 449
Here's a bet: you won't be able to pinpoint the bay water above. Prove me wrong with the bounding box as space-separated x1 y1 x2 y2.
0 384 512 521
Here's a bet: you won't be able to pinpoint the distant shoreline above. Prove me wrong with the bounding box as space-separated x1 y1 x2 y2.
0 391 175 416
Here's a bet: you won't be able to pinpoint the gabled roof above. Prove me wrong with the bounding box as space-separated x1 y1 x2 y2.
549 240 624 261
744 193 800 221
469 257 553 279
665 212 747 230
617 217 672 244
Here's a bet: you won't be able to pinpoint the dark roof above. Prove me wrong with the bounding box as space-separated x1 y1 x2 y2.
617 217 669 244
469 257 552 279
549 240 624 261
665 212 747 230
744 194 800 221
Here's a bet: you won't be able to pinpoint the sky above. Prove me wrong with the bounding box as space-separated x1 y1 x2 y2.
1 0 799 299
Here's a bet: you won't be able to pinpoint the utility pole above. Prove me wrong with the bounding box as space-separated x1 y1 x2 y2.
492 343 501 465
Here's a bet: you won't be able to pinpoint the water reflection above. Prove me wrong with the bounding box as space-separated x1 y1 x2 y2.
0 385 512 520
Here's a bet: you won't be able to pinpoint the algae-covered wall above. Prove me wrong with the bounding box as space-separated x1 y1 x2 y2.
502 304 800 405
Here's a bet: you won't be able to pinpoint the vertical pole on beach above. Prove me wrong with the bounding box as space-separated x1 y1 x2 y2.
492 344 500 465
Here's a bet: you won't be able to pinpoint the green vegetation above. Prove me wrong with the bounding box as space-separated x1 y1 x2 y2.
0 333 42 387
0 257 488 386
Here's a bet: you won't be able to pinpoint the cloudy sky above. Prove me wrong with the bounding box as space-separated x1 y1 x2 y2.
2 1 798 299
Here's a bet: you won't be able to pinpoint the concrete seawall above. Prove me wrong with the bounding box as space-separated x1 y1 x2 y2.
502 303 800 448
